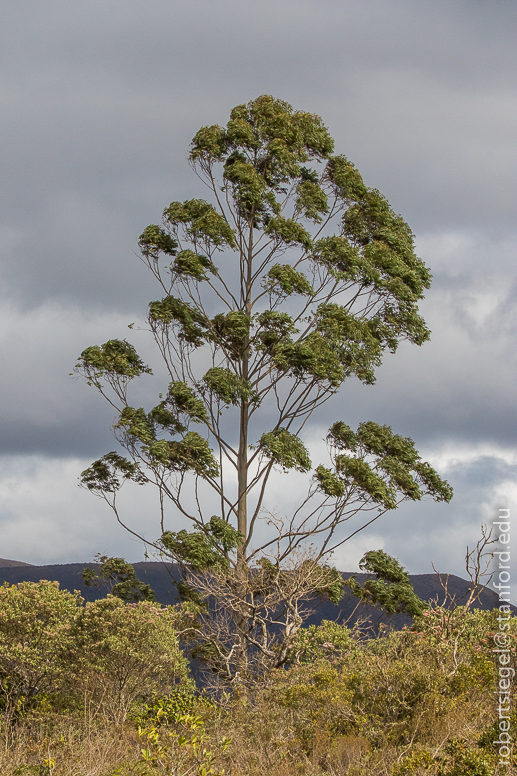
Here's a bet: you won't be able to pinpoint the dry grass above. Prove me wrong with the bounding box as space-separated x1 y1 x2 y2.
0 714 140 776
1 685 515 776
2 616 516 776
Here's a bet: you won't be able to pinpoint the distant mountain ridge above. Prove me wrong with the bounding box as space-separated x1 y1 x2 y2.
0 561 511 628
0 558 35 567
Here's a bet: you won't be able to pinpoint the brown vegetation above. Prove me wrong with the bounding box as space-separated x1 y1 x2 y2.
1 580 515 775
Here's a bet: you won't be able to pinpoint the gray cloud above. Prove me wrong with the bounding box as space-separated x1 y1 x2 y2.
0 0 516 574
3 0 516 306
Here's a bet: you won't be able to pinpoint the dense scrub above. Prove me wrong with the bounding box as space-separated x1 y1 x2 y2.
0 581 192 727
0 581 515 775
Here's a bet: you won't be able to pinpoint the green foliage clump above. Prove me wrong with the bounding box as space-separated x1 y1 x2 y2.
161 516 243 575
317 420 453 510
286 620 353 665
163 198 237 249
0 581 82 721
265 216 313 249
78 339 152 380
139 224 178 260
211 311 250 360
314 465 346 497
203 367 258 406
259 428 312 472
99 407 219 477
148 296 211 347
265 264 314 297
172 249 216 281
82 555 156 603
435 738 495 776
75 596 192 722
80 451 146 493
346 549 427 617
167 381 209 424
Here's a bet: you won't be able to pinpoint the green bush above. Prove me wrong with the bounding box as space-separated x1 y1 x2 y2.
0 581 81 722
74 596 194 722
286 619 354 666
258 607 513 766
0 582 193 726
435 738 496 776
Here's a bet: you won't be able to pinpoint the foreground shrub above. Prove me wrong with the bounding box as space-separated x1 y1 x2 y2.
75 597 193 722
1 584 515 775
286 619 355 666
0 582 193 728
244 609 514 774
0 581 81 724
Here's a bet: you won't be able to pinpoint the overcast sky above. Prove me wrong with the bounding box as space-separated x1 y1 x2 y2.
1 0 516 593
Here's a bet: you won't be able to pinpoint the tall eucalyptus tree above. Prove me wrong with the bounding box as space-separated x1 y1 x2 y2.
77 96 452 682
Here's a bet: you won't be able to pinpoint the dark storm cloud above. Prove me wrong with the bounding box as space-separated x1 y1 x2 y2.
2 0 516 309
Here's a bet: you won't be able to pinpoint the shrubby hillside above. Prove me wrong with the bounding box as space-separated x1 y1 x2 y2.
0 571 515 775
